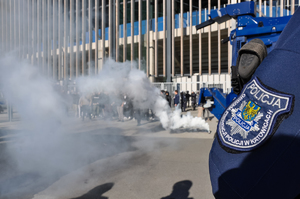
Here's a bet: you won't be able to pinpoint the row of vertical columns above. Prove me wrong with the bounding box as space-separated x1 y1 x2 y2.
2 0 298 82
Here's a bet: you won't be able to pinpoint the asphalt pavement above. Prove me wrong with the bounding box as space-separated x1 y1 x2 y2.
0 107 217 199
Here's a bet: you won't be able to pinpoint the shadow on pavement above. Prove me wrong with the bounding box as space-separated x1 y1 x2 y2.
161 180 194 199
72 183 114 199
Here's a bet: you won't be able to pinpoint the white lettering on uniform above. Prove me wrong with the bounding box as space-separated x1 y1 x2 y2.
273 99 281 108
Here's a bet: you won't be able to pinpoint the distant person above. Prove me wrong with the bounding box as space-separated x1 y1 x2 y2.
186 91 191 107
191 91 197 111
174 90 179 108
79 94 91 121
91 92 101 118
180 92 187 112
116 93 125 122
165 91 171 107
72 91 80 117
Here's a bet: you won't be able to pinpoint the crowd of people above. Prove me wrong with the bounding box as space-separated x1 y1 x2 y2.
58 88 156 126
162 90 198 112
57 86 210 125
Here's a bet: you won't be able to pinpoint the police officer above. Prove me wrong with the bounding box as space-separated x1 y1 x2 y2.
191 91 197 111
209 8 300 199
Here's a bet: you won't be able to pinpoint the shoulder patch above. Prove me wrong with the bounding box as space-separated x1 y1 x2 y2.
217 77 294 152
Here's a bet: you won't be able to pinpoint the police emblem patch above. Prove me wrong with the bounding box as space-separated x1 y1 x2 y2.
217 77 294 152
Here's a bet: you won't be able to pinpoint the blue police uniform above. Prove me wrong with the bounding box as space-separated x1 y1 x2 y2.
209 8 300 199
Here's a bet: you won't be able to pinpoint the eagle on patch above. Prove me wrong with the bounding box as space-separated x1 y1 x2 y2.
226 101 264 139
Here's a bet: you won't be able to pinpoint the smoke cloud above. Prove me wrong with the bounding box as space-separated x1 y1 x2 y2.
0 50 209 198
77 59 209 131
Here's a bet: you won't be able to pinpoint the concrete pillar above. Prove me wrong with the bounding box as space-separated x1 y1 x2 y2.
18 0 22 58
189 0 192 76
123 0 127 62
53 0 58 80
95 0 99 73
155 0 158 76
172 0 175 77
218 0 221 74
14 0 18 51
280 0 283 16
75 0 80 77
146 0 149 76
149 32 155 82
163 0 166 76
208 0 211 75
228 0 232 73
180 0 183 76
70 0 74 79
199 0 202 75
1 0 4 49
58 0 62 79
88 0 92 75
64 0 68 79
270 0 273 17
101 0 106 70
32 0 36 65
116 0 119 62
27 0 31 62
138 0 142 69
131 0 135 67
43 0 47 73
48 0 52 77
82 0 86 76
109 0 112 58
37 0 41 69
291 0 295 14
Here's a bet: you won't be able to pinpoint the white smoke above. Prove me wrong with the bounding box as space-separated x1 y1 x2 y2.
0 52 209 198
76 58 209 131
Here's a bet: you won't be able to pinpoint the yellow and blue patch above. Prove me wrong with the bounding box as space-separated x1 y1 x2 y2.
217 77 294 152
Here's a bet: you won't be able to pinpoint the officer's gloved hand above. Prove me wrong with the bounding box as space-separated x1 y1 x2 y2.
231 39 268 94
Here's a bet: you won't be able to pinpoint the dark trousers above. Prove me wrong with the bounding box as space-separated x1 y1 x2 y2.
135 109 141 125
181 102 186 112
81 105 91 121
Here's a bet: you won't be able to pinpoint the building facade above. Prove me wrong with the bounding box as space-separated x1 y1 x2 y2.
0 0 298 92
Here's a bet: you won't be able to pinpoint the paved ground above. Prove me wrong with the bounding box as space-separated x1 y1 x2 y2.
0 107 218 199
